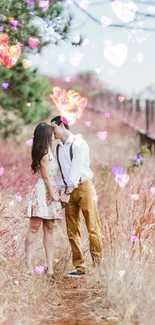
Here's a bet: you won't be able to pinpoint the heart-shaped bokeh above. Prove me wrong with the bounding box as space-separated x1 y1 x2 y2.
22 59 32 69
104 43 128 67
2 82 10 89
26 138 33 146
118 96 125 102
98 131 108 141
115 174 129 187
101 16 112 27
112 1 137 23
131 194 139 200
0 167 4 176
0 33 9 46
51 87 87 125
0 40 21 68
85 120 91 127
28 37 40 49
105 112 111 118
39 0 50 11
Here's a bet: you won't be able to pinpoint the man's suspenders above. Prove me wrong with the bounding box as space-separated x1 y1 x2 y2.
56 138 81 189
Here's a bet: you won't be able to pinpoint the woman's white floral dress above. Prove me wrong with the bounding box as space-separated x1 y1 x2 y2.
23 151 63 220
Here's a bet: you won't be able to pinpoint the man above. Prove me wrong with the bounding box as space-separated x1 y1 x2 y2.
51 115 103 278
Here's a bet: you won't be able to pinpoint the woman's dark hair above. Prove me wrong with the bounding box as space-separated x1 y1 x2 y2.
31 122 52 174
51 115 69 130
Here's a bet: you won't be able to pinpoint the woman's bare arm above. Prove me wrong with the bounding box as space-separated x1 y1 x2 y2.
40 154 59 201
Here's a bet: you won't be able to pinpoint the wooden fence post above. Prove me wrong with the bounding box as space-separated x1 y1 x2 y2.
151 100 154 123
146 99 149 134
136 99 140 112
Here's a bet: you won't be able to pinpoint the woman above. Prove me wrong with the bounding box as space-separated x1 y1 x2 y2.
24 122 63 275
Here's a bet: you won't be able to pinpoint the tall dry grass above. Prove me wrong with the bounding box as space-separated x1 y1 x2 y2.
0 110 155 324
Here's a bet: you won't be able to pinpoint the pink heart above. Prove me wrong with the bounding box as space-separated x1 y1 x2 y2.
2 82 10 89
85 120 91 127
93 195 99 202
131 235 138 243
98 131 108 141
16 195 22 202
35 265 45 274
0 167 4 176
150 187 155 195
39 0 50 11
28 37 40 49
118 96 124 103
26 138 33 146
105 112 111 118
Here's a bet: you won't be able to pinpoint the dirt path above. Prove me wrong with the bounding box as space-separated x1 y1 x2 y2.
1 275 119 325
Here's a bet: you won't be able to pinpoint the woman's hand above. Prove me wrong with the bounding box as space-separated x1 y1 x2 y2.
51 190 60 202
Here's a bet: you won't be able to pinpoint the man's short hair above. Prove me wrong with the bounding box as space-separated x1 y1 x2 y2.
51 116 69 130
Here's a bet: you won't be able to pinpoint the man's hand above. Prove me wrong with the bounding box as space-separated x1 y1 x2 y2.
61 193 70 203
67 186 74 193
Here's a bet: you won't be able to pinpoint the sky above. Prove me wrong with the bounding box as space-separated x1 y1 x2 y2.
31 1 155 97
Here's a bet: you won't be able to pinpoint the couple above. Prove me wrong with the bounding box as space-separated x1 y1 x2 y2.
24 115 103 278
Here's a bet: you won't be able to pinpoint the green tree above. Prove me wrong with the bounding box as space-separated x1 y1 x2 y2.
0 0 72 50
0 0 73 137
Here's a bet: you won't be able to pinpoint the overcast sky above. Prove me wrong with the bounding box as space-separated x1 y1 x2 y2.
32 1 155 96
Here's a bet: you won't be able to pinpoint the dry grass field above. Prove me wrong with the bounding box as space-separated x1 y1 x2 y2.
0 108 155 325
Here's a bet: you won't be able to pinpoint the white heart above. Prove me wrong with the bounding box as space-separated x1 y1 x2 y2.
104 43 128 67
112 1 137 23
115 174 129 187
131 194 139 200
101 16 112 27
70 52 83 67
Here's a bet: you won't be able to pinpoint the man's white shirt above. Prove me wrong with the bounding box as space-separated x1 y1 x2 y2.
54 133 94 189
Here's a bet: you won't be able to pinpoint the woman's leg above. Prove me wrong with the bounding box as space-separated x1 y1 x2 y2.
43 219 54 274
25 217 42 270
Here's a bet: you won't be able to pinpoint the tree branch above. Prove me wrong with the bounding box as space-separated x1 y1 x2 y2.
89 0 155 5
73 0 155 31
